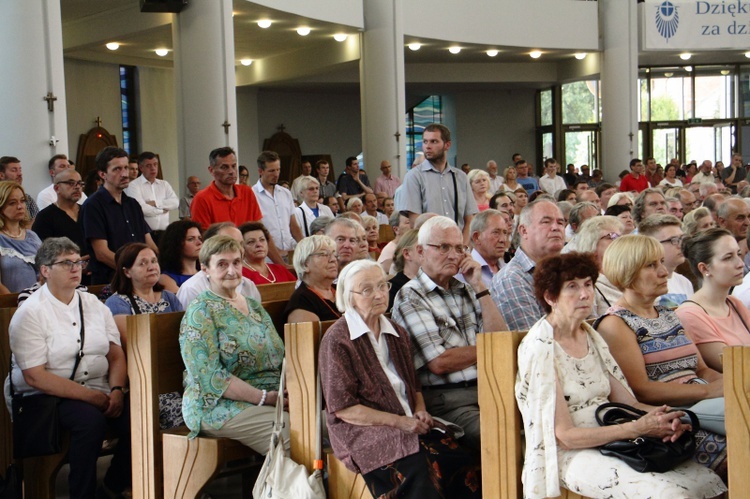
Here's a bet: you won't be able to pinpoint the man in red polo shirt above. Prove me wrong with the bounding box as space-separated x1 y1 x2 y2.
619 158 650 193
191 146 285 264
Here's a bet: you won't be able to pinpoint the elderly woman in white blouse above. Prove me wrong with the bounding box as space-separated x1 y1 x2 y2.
294 176 334 238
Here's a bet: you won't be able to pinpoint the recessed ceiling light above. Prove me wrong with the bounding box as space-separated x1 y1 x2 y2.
486 50 499 57
408 43 421 51
106 42 120 51
257 19 272 28
448 46 461 54
745 51 750 58
679 53 692 60
664 72 674 77
684 66 693 72
720 69 731 75
240 59 253 66
333 33 348 42
529 50 542 59
297 27 311 36
155 48 169 57
574 52 586 60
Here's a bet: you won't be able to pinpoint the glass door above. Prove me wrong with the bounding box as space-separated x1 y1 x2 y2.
652 127 680 165
564 129 598 170
684 124 734 163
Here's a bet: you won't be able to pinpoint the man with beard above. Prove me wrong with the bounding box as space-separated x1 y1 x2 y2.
397 123 478 242
32 169 87 251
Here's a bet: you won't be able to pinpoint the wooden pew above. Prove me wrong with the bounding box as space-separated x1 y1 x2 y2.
127 312 260 499
723 345 750 493
0 308 15 480
378 224 394 244
256 281 296 302
285 321 371 499
477 331 586 499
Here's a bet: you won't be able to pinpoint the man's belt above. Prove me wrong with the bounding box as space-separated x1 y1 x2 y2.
421 379 478 391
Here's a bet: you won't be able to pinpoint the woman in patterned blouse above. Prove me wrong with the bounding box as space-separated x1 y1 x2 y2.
179 235 287 452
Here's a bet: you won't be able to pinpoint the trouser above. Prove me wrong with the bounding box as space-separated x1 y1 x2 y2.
201 405 290 454
680 396 725 436
57 397 131 499
421 385 481 452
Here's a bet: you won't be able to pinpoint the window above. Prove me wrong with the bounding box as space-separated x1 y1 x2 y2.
405 95 442 169
120 65 139 154
562 81 598 125
540 89 552 126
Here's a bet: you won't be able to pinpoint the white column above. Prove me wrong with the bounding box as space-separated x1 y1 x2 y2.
359 0 407 179
0 0 68 196
599 0 639 179
173 0 238 183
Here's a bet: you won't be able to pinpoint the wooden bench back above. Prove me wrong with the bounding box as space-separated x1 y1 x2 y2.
378 224 394 244
724 345 750 492
256 281 296 303
0 307 16 473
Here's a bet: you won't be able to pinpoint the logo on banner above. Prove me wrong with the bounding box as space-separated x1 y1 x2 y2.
655 1 679 41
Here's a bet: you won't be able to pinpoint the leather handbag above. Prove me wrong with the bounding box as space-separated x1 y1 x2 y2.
595 402 699 473
9 298 85 459
252 359 325 499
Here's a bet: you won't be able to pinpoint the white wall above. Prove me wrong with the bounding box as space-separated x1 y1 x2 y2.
237 86 260 183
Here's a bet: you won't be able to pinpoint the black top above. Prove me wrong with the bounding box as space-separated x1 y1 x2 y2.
283 281 340 324
388 271 412 313
31 204 86 254
80 186 152 284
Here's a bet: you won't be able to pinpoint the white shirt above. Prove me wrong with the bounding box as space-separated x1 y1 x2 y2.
252 180 297 251
176 271 261 310
538 174 566 195
294 202 334 237
125 175 179 231
344 309 412 417
366 210 388 225
733 271 750 309
36 183 87 211
6 287 120 403
489 175 504 194
455 248 503 289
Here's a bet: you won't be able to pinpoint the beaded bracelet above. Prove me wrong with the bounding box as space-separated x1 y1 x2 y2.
258 389 268 406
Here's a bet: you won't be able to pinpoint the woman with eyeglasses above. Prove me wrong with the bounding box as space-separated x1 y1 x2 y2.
6 237 132 498
238 165 250 185
0 181 42 293
676 228 750 373
284 235 341 324
105 243 183 351
320 260 481 499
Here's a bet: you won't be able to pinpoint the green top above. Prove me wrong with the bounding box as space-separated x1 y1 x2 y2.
179 290 284 438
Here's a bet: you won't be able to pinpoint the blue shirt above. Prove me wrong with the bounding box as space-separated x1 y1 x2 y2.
516 176 539 196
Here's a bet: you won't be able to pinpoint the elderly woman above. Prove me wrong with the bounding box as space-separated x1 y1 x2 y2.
563 216 624 315
238 222 295 285
467 169 492 211
361 215 381 258
604 204 635 234
284 235 341 323
157 219 203 292
676 228 750 372
683 207 716 237
179 235 287 452
320 260 480 498
6 237 130 498
596 235 728 477
346 197 364 215
0 181 42 292
516 252 724 499
387 229 419 312
105 242 183 349
294 175 334 237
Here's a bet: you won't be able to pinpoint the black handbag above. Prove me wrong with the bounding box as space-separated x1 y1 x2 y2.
9 298 85 459
595 402 699 473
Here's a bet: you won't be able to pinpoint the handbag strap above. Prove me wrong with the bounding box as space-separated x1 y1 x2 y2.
299 206 310 237
126 294 142 315
450 170 459 226
727 297 750 334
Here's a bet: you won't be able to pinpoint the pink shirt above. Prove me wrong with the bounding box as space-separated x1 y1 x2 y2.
677 296 750 347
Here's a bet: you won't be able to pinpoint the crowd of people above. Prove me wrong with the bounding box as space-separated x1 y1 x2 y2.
3 127 750 497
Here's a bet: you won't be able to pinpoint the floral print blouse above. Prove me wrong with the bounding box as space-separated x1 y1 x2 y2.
179 290 284 438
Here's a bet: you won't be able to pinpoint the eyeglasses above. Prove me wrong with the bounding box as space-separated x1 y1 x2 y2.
351 281 392 298
599 232 621 241
55 180 85 188
660 236 685 247
425 243 469 255
310 250 338 260
49 259 88 271
239 173 249 179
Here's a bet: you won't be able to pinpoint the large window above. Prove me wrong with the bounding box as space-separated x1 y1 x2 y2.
120 65 139 154
562 81 599 125
405 95 442 169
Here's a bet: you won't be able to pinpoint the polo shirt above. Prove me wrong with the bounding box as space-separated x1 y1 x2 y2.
252 180 297 251
80 186 151 284
619 173 650 193
31 203 86 252
190 181 262 230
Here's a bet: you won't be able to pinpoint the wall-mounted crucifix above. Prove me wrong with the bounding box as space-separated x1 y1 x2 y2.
43 92 57 112
222 121 231 135
95 116 103 127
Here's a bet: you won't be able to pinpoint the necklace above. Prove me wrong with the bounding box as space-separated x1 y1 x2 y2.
243 259 277 283
307 284 341 318
2 227 23 239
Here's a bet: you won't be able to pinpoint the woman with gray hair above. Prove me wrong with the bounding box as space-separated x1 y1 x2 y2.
294 176 334 237
564 215 625 316
283 235 341 323
6 237 131 497
319 260 481 498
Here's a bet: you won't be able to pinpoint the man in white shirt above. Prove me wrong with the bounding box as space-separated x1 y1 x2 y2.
125 152 179 236
252 150 303 262
486 160 504 194
639 214 693 307
538 158 566 195
36 154 87 210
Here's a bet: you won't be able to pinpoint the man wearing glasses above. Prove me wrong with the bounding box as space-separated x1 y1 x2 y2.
36 154 87 210
32 169 88 254
639 214 693 307
392 216 507 452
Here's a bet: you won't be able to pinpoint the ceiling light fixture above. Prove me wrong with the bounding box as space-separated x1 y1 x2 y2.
257 19 272 28
745 51 750 58
333 33 348 42
297 27 311 36
679 53 692 60
720 69 731 75
240 59 253 66
105 42 120 51
486 49 499 57
155 48 169 57
684 66 693 72
448 46 461 54
529 50 542 59
408 43 421 51
574 52 587 60
664 72 674 77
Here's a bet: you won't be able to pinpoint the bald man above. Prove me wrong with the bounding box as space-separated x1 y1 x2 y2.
179 175 202 219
